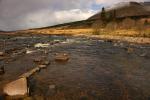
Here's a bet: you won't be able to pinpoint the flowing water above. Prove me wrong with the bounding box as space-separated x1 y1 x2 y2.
0 34 150 100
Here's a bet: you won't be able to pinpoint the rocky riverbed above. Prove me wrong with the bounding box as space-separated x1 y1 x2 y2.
0 34 150 100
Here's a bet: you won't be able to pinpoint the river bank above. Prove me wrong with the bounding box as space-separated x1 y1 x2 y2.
2 28 149 44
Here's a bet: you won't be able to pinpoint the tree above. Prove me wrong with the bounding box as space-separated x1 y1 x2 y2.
101 7 106 21
101 7 107 27
112 10 116 21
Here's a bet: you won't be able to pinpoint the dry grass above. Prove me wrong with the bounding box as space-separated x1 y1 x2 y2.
2 26 150 44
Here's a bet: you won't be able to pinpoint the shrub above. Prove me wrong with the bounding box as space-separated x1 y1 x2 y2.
121 18 135 29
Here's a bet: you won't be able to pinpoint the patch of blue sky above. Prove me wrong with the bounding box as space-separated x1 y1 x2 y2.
91 3 103 11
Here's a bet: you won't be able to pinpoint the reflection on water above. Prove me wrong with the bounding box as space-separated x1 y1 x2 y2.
0 34 150 100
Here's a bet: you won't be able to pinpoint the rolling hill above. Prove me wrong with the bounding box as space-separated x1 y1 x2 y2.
43 1 150 29
88 2 150 20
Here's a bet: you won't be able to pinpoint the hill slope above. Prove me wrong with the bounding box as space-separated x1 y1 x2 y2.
88 2 150 20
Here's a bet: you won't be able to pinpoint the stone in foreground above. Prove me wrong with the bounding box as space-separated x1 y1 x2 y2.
0 51 5 56
3 78 29 97
55 53 69 62
20 67 40 78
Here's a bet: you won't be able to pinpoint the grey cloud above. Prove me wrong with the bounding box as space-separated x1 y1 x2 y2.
0 0 94 31
0 0 148 31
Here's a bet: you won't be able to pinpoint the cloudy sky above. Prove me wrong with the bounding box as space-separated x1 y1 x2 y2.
0 0 148 31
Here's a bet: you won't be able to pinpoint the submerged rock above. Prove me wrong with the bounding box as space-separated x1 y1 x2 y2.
38 65 47 69
3 78 29 97
140 53 147 57
0 66 5 75
55 53 69 62
105 39 113 43
125 47 134 54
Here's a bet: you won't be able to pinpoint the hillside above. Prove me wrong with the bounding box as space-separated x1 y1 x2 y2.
88 2 150 20
37 1 150 29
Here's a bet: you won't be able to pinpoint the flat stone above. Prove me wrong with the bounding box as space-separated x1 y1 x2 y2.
55 53 69 62
0 51 5 56
3 78 29 97
34 43 49 48
20 67 40 78
49 85 56 89
38 65 47 69
41 60 50 65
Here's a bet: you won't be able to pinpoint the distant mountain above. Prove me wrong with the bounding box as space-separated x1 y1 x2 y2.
88 2 150 20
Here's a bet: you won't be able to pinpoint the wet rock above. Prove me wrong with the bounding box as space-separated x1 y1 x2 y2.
38 65 47 69
0 51 5 56
53 40 61 44
140 53 147 57
26 49 36 54
55 53 69 62
125 47 134 54
140 53 150 58
20 67 40 78
113 42 124 47
41 60 50 65
34 43 49 48
113 43 118 47
44 50 49 54
49 85 56 89
119 43 124 47
3 78 29 97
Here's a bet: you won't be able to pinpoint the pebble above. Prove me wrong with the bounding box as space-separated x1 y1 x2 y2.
49 85 56 89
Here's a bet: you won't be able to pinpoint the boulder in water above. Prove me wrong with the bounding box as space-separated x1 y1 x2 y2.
3 78 29 97
55 53 69 62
